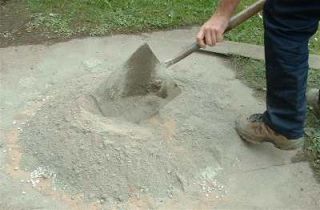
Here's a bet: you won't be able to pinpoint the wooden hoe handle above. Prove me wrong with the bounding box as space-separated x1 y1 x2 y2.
164 0 266 68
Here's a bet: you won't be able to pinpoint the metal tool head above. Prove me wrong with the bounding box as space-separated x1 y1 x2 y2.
122 43 161 97
92 43 181 123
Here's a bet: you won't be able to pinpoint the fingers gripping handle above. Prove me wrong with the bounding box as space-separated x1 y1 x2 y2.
164 0 266 68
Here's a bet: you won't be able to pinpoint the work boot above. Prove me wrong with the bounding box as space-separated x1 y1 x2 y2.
235 114 304 150
307 88 320 118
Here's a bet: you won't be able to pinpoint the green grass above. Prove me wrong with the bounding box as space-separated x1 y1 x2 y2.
27 0 319 54
232 56 320 89
28 0 217 36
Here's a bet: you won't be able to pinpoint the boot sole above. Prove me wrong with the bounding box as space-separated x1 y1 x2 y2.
237 129 304 151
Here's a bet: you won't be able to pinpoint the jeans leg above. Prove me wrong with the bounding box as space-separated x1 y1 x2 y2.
263 0 320 139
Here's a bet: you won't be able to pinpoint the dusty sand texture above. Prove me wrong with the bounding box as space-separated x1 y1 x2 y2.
1 27 320 209
93 44 181 123
20 43 187 203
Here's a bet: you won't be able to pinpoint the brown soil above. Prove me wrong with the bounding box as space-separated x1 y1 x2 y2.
0 0 71 48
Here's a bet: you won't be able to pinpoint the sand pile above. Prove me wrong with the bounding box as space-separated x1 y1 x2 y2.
93 44 181 123
19 44 193 203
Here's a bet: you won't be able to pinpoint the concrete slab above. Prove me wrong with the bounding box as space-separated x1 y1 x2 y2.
204 41 320 70
0 28 319 209
217 162 319 210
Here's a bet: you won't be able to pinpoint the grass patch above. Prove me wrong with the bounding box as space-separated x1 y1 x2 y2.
231 56 266 92
232 56 320 89
231 56 320 180
305 114 320 182
26 0 320 54
27 0 217 36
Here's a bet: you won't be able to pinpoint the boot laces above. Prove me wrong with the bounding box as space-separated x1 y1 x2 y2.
248 114 264 123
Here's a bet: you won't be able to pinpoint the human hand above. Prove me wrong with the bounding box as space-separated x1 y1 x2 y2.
196 15 229 48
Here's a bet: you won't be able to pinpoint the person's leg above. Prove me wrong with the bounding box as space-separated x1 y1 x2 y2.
235 0 320 150
263 0 320 139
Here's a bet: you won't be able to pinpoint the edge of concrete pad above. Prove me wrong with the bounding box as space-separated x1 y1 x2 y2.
203 41 320 70
217 162 320 210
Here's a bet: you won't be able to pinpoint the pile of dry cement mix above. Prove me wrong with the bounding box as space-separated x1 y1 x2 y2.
19 44 224 204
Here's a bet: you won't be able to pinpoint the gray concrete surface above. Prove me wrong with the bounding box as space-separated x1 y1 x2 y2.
204 41 320 70
0 27 319 210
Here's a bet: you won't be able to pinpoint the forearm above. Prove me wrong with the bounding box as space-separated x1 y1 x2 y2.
213 0 241 19
197 0 240 47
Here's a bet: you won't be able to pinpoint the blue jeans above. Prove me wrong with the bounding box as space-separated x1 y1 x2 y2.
263 0 320 139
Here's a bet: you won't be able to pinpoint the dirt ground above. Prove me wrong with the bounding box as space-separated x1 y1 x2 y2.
0 0 79 48
1 27 320 209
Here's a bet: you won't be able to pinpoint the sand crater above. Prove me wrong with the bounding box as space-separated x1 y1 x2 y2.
88 44 181 123
20 44 185 203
